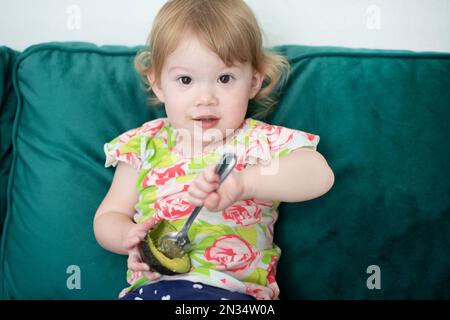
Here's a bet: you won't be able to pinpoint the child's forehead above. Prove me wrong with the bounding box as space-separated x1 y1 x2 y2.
164 35 248 70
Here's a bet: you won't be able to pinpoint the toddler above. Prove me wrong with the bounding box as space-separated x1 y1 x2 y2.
94 0 334 300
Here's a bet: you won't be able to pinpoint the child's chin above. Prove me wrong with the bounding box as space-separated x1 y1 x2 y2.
198 128 225 140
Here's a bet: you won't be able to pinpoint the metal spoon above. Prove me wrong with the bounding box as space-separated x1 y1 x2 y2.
158 152 237 258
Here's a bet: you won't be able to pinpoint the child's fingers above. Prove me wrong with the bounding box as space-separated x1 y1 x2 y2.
123 236 141 250
142 270 162 281
188 194 203 207
204 192 220 211
204 165 219 183
140 216 157 232
194 173 219 193
127 248 150 272
188 185 208 199
128 260 150 272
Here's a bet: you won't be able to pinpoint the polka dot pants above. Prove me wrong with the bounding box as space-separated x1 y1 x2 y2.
119 280 255 300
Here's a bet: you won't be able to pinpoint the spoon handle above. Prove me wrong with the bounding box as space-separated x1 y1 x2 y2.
178 153 237 238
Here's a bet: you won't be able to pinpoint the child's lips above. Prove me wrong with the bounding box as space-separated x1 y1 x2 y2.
192 115 220 129
194 118 220 129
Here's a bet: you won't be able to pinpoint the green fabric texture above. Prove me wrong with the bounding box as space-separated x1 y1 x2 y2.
1 42 449 299
0 46 19 235
267 47 450 299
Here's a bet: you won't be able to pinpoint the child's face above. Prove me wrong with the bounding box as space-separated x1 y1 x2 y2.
148 34 263 147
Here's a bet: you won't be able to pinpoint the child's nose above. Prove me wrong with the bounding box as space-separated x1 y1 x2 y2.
195 86 218 107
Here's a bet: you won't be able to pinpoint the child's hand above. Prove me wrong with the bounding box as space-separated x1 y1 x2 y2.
122 217 161 280
188 164 243 212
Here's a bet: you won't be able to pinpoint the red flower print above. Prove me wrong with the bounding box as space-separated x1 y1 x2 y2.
245 283 270 300
222 199 261 225
155 191 195 221
266 255 280 299
259 124 294 153
143 161 187 187
119 128 139 143
114 147 139 168
127 271 142 285
125 153 134 164
142 119 165 136
246 137 271 162
204 235 260 273
306 132 316 141
266 256 278 285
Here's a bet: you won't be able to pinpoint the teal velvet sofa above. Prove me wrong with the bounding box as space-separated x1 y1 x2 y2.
1 42 449 299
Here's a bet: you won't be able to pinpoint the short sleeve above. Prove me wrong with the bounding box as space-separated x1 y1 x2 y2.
104 127 143 170
266 125 320 158
245 120 320 164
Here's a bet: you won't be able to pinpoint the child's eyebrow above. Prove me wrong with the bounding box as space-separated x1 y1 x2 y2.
169 66 193 72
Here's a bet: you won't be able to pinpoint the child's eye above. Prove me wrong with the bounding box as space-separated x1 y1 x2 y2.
178 76 192 85
218 74 233 84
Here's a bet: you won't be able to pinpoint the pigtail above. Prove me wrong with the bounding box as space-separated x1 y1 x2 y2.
134 49 163 106
251 51 291 118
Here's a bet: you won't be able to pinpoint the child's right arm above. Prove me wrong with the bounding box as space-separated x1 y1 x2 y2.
94 162 159 275
93 162 153 257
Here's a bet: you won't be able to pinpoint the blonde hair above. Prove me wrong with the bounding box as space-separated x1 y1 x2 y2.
135 0 290 118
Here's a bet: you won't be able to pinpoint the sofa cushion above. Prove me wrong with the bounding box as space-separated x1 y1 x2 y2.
268 47 450 299
0 46 19 235
1 42 449 299
0 43 165 299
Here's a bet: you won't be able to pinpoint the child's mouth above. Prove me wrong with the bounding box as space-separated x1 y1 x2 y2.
192 116 220 129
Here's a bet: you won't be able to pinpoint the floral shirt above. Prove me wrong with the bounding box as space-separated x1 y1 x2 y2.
104 117 320 299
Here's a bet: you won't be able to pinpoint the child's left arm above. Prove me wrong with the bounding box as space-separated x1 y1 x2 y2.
188 148 334 211
240 148 334 202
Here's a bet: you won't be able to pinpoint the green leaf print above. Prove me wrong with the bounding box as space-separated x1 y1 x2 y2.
147 138 176 168
170 219 188 230
192 234 218 249
118 136 140 154
165 125 176 148
261 248 280 264
176 174 196 184
139 186 158 204
191 220 236 238
277 148 291 158
243 132 250 147
135 208 155 224
191 254 216 269
159 152 177 167
137 170 148 190
247 118 257 129
234 226 258 245
189 225 229 249
188 153 220 170
271 200 281 209
242 268 268 286
191 266 211 277
126 274 149 292
108 136 120 145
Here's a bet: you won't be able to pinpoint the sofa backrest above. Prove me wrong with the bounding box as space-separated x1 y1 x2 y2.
0 46 19 235
1 42 449 299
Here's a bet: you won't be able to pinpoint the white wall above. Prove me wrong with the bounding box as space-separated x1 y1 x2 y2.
0 0 449 53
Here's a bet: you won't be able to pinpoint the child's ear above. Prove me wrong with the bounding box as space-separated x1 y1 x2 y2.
249 70 264 99
146 71 165 103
